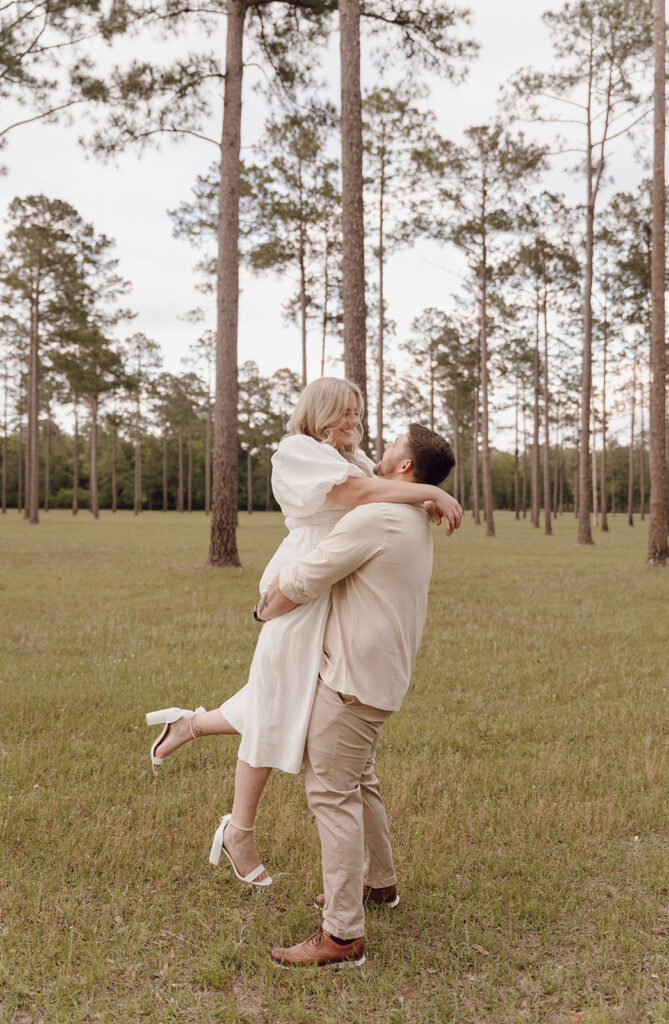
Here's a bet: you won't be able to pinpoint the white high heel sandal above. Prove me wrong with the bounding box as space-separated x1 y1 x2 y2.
145 706 205 776
209 814 272 887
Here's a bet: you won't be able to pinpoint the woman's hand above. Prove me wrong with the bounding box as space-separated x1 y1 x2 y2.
433 491 463 535
423 500 443 525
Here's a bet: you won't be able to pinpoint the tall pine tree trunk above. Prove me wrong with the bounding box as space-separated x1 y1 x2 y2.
111 423 118 513
472 377 480 525
162 429 168 511
340 0 368 448
522 385 528 518
27 275 40 524
578 60 596 545
134 392 141 516
1 375 6 514
24 405 30 518
649 0 669 562
265 447 272 511
208 0 245 567
43 403 50 513
72 400 79 516
531 299 540 528
17 422 23 513
514 383 520 520
452 394 460 505
600 315 609 530
205 403 211 515
299 171 308 388
459 432 465 512
247 447 253 513
542 281 552 535
17 423 22 516
376 134 386 460
321 234 330 377
574 431 579 518
429 357 435 432
188 416 193 513
591 410 598 527
90 394 99 519
178 424 184 513
627 372 636 526
479 206 495 536
639 381 646 520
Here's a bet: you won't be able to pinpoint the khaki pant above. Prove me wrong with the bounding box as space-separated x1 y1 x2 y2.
304 680 396 939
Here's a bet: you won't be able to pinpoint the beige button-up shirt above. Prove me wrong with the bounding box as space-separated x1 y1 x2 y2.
278 502 433 711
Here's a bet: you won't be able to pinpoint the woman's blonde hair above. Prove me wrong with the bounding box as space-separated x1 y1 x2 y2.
289 377 365 464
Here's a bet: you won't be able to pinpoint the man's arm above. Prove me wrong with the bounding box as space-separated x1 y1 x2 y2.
255 506 385 623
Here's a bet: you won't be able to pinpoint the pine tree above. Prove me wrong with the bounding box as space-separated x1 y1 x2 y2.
441 124 545 537
507 0 653 545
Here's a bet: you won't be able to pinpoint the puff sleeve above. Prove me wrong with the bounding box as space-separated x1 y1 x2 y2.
271 435 367 519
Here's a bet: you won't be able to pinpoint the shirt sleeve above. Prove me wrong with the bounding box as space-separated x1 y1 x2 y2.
279 505 385 604
271 434 367 519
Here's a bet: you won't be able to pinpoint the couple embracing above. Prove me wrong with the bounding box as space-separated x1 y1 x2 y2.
146 377 461 967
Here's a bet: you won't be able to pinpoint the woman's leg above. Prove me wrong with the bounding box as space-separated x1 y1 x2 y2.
154 708 237 761
222 759 272 881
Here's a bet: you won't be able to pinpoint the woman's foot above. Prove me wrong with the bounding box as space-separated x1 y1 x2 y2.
146 706 205 775
153 714 197 761
223 822 271 885
209 814 272 886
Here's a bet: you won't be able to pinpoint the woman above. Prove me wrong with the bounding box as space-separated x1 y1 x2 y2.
146 378 460 887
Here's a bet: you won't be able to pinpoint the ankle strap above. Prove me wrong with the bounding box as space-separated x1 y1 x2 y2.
227 818 255 832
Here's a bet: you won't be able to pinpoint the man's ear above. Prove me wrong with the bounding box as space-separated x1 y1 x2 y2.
398 458 414 477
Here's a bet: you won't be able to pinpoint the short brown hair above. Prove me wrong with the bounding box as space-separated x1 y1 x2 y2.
407 423 455 486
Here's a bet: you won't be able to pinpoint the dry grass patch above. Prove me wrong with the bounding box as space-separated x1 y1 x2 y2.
1 510 667 1023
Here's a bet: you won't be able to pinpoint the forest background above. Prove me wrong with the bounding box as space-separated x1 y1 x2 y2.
1 0 667 557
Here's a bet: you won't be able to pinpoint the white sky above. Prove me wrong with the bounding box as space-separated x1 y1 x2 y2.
0 0 652 443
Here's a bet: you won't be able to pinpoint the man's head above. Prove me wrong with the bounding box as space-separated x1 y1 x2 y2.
374 423 455 485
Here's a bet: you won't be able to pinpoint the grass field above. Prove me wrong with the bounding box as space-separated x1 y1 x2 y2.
1 509 667 1024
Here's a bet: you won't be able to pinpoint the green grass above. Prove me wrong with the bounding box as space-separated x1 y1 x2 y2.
1 509 667 1024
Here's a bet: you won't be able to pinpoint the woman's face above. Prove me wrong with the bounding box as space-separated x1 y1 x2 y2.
329 391 360 450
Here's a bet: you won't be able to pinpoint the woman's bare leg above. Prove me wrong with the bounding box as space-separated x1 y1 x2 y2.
223 759 272 881
153 708 237 762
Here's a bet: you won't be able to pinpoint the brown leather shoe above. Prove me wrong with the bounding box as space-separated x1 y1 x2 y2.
314 884 400 910
270 927 365 968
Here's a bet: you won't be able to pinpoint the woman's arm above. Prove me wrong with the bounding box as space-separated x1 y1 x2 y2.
326 475 462 535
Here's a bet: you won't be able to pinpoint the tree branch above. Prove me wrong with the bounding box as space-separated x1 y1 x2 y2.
131 125 220 147
0 97 83 137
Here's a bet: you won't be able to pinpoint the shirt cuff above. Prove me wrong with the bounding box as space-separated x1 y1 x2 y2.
278 564 313 605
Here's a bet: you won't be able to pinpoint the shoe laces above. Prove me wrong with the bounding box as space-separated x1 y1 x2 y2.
306 928 324 949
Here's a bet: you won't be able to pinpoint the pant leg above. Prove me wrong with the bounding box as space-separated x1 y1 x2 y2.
360 734 397 889
304 681 390 940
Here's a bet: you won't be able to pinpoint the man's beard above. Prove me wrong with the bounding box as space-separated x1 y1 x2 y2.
374 455 399 478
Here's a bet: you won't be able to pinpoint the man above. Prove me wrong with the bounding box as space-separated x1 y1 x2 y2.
256 423 457 968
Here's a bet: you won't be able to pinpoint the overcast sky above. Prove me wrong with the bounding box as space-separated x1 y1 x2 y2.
0 0 650 441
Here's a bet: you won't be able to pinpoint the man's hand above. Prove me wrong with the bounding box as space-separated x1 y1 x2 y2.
254 575 298 623
433 492 463 536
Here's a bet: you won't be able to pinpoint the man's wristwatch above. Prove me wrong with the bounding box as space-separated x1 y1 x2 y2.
253 605 263 623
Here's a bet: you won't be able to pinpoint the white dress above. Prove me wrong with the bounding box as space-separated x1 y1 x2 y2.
220 434 375 774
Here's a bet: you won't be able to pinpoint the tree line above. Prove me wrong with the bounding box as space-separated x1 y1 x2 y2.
1 0 667 563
